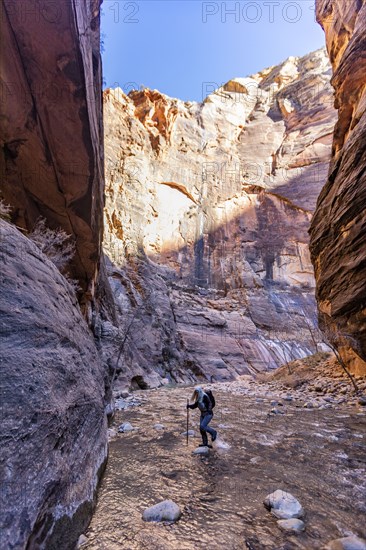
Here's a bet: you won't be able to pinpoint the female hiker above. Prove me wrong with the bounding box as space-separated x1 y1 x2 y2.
187 386 217 447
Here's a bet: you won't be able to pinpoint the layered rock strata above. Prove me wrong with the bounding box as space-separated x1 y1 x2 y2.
103 49 337 387
310 0 366 374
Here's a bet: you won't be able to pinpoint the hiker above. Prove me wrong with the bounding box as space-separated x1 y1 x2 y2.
187 386 217 447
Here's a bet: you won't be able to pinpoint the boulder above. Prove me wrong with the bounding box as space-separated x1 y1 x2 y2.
77 535 89 548
277 518 305 533
142 500 181 522
118 423 134 433
323 537 366 550
192 446 210 455
264 490 304 519
181 430 195 437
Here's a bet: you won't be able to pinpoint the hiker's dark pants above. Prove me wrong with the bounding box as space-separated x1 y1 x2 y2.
200 412 217 445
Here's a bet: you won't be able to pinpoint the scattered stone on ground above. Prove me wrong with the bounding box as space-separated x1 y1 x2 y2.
181 430 195 436
192 446 209 455
212 353 366 411
271 407 285 415
118 422 134 433
153 423 165 430
277 518 305 533
77 534 88 547
107 428 117 441
264 490 304 519
115 396 143 411
85 381 366 549
250 456 263 464
142 500 181 522
323 536 366 550
214 438 230 450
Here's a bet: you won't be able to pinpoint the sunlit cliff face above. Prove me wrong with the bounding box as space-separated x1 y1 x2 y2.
103 48 334 290
100 48 337 383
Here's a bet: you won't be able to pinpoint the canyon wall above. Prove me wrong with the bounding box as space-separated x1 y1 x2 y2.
310 0 366 374
0 220 108 549
0 2 110 547
103 49 337 389
0 0 106 312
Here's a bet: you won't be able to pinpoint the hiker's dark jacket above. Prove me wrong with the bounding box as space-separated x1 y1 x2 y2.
188 394 212 414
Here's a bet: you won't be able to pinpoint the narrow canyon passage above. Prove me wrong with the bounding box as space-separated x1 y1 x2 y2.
1 0 365 547
84 382 366 550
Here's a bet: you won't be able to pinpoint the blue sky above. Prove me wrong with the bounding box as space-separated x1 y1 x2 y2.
101 0 325 102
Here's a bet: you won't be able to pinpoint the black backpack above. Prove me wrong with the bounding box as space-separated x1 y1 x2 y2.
205 389 215 410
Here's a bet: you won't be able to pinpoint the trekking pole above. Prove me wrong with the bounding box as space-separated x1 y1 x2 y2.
186 398 189 446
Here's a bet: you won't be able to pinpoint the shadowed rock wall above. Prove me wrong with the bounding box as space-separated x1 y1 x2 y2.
0 2 112 547
0 220 108 548
0 0 105 310
310 0 366 375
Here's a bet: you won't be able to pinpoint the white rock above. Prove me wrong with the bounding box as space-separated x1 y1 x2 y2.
153 423 165 430
142 499 181 522
250 456 263 464
214 438 231 450
277 518 305 533
192 446 209 455
181 430 195 436
105 402 114 416
107 428 117 441
77 534 88 547
271 408 285 415
118 422 134 433
323 537 366 550
264 490 304 519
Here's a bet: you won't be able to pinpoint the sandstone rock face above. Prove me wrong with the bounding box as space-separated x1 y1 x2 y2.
0 220 108 548
103 49 337 385
0 0 105 306
309 1 366 374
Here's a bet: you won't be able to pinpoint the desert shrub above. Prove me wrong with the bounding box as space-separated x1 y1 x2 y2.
0 200 12 221
29 218 75 271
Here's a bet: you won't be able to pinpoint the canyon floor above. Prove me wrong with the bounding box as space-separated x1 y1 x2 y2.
82 356 366 550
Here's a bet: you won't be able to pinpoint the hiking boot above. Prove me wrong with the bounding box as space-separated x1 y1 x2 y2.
199 443 208 447
211 432 217 442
